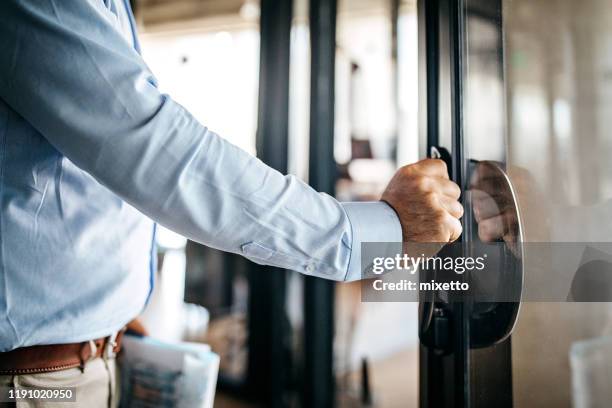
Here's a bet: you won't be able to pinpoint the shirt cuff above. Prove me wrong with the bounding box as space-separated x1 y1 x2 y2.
341 201 403 282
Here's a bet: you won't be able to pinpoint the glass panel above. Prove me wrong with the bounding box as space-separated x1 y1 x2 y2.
503 0 612 406
462 3 516 407
464 0 612 406
464 2 505 163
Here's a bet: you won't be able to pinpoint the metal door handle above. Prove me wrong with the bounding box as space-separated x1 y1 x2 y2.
419 154 524 351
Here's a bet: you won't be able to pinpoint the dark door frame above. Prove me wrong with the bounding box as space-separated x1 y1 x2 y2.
417 1 513 407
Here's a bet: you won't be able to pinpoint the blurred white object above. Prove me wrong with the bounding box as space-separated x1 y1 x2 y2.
156 225 188 250
570 336 612 408
240 0 260 20
141 248 210 342
348 159 396 184
141 249 187 342
183 303 210 341
120 334 219 408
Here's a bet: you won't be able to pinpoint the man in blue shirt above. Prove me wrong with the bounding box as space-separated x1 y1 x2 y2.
0 0 462 405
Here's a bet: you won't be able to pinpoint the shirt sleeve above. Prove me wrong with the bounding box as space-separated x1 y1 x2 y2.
0 0 402 281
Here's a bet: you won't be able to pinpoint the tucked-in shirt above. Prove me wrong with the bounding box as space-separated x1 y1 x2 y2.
0 0 401 351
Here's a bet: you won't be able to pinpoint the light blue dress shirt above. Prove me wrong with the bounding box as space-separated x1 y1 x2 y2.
0 0 401 351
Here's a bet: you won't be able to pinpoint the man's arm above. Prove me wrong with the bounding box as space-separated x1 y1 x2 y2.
0 0 461 281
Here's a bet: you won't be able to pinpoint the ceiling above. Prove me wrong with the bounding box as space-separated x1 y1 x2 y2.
135 0 416 33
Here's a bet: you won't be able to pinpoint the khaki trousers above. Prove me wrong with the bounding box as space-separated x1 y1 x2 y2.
0 357 118 408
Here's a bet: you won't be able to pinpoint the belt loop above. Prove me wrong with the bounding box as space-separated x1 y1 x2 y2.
104 332 119 360
79 340 98 373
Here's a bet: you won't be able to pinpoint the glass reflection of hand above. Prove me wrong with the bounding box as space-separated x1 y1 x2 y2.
469 161 521 256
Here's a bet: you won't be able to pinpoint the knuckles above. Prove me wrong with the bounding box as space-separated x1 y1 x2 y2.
400 158 447 178
407 174 431 192
422 191 438 208
430 159 448 174
400 164 417 177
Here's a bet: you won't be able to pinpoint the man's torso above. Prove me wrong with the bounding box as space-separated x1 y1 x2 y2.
0 0 154 351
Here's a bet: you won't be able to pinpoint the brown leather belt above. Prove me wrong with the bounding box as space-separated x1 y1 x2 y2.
0 331 125 375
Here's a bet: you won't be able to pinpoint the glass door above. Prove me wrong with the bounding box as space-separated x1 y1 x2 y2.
419 0 612 406
505 0 612 406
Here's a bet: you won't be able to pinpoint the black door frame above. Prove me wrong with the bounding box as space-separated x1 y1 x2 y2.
417 1 513 407
418 1 469 406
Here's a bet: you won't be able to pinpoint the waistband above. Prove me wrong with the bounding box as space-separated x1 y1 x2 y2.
0 330 125 375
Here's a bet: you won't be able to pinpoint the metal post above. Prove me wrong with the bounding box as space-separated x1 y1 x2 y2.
303 0 337 406
247 0 293 406
448 1 470 406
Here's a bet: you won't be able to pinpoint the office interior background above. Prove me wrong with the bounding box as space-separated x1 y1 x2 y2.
128 0 612 407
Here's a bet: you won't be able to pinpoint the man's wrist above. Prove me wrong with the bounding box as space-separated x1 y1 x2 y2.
341 201 403 281
380 199 408 242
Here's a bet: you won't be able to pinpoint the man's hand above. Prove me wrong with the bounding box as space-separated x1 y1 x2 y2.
382 159 463 242
126 318 149 337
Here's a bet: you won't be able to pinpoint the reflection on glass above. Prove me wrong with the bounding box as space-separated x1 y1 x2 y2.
466 0 612 406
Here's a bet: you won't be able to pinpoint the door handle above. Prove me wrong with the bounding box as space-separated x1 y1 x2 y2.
430 146 453 171
467 160 523 348
419 146 457 352
419 154 524 351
